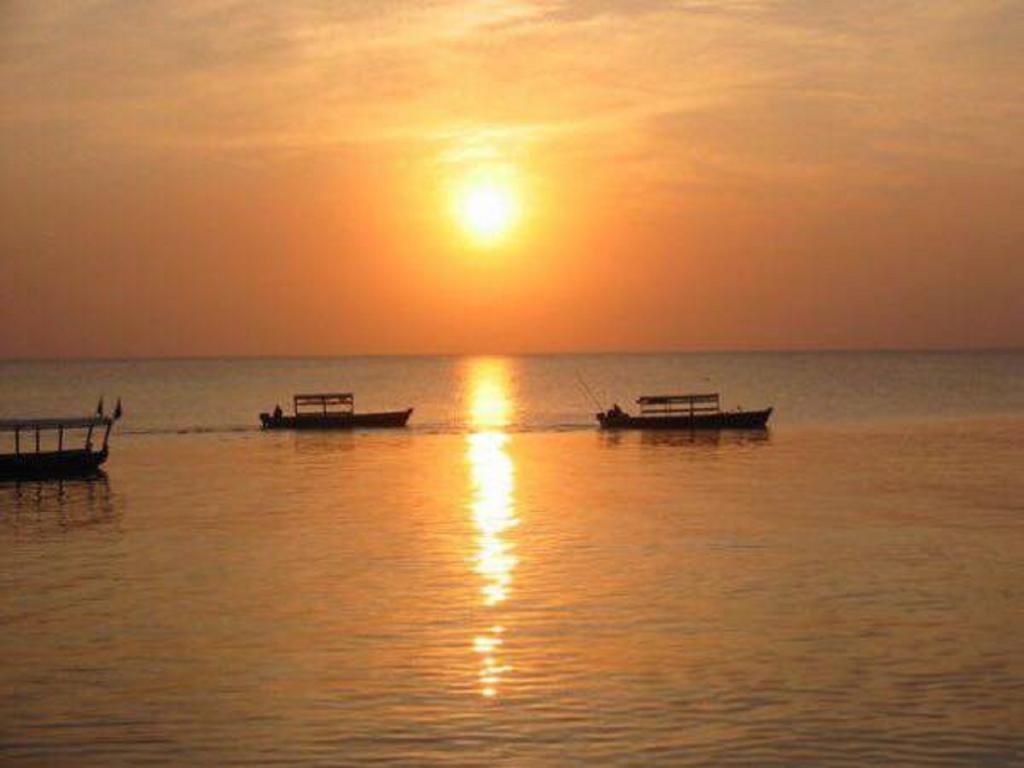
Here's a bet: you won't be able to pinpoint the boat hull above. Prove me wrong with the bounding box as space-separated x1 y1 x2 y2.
597 407 772 430
260 408 413 430
0 448 108 480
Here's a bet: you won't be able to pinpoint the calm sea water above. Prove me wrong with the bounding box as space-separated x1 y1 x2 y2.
1 352 1022 765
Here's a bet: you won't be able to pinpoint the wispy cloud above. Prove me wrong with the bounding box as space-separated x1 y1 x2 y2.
2 1 1021 177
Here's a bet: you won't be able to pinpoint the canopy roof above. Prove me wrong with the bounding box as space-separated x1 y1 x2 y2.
637 393 719 405
0 416 112 432
293 393 355 413
294 393 353 404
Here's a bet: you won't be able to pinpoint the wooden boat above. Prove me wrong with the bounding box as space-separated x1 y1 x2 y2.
0 414 117 480
260 393 413 430
597 393 772 430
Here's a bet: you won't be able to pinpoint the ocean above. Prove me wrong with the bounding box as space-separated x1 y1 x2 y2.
1 351 1022 765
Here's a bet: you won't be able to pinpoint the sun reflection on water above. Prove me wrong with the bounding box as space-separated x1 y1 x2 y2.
465 358 518 699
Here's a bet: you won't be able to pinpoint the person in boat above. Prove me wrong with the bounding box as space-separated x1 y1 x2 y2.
273 404 283 421
609 403 624 417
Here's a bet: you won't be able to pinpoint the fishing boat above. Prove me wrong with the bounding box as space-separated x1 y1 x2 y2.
260 393 413 430
0 410 119 480
597 393 772 430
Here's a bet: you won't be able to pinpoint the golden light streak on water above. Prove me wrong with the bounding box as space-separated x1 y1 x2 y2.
465 358 518 699
467 360 513 429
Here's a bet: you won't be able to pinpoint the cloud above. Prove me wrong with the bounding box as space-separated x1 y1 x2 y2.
2 1 1020 197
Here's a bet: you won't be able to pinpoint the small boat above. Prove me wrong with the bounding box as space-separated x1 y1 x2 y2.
260 393 413 430
597 393 772 430
0 412 118 480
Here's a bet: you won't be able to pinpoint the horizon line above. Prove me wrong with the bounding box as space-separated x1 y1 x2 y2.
1 344 1022 364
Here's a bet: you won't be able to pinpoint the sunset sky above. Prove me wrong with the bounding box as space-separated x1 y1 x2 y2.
1 0 1021 357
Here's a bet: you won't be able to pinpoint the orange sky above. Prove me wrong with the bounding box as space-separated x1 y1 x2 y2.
1 1 1021 357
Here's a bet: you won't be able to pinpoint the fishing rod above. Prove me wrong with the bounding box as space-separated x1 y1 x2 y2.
574 369 604 412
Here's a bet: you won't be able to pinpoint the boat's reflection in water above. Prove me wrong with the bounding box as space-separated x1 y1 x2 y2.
601 427 772 449
464 358 518 699
0 475 116 533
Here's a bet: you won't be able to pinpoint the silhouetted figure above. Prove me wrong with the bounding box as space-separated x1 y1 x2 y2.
273 404 283 421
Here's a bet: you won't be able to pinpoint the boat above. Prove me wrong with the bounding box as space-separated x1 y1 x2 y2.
0 413 118 480
597 393 772 430
260 393 413 430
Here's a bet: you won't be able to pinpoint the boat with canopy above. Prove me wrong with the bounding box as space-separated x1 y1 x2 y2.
597 392 772 430
0 408 119 480
260 393 413 430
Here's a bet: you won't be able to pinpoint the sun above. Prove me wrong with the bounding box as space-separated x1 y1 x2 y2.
454 174 519 245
